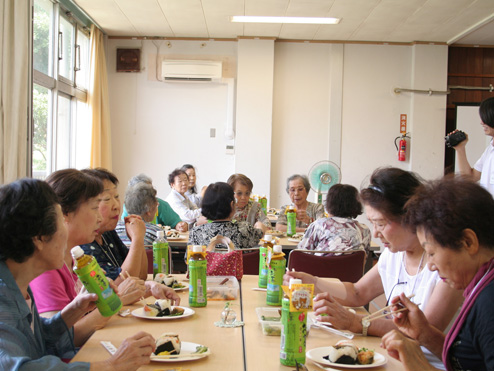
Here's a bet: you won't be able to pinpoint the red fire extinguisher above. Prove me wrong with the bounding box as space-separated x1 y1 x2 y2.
394 133 410 162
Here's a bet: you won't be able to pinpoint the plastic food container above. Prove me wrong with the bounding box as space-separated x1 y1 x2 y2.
256 307 282 336
206 276 239 300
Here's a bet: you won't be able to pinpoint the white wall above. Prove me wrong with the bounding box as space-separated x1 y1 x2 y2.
107 39 238 198
106 39 448 210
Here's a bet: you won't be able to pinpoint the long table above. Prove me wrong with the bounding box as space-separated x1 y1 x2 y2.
72 275 404 370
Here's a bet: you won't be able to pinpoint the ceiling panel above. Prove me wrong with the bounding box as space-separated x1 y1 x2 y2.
73 0 494 45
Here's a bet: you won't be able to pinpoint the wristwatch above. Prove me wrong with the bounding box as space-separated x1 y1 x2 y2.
362 318 370 336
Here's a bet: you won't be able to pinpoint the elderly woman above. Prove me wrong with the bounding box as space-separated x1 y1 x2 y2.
297 184 371 255
181 164 202 207
276 174 325 232
166 169 202 226
81 168 179 303
117 182 164 246
188 182 263 249
381 177 494 371
121 173 188 232
285 168 463 369
0 178 155 370
227 173 270 233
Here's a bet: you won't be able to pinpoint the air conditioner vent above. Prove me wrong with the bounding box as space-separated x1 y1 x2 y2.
162 60 222 81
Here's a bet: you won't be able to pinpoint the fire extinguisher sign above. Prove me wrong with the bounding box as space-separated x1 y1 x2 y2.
400 114 407 134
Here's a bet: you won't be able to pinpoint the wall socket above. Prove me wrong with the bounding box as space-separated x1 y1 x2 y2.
226 145 235 155
210 128 216 138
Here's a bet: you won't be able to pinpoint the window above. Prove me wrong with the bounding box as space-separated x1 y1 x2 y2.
32 0 91 179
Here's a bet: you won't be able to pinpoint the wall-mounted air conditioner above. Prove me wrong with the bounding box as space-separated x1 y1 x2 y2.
162 60 222 82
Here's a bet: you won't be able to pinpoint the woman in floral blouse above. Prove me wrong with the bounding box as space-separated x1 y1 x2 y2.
188 182 263 249
297 184 371 255
227 173 269 233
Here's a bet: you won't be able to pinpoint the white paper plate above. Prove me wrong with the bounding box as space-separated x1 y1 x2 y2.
131 306 195 320
306 347 387 368
151 341 211 362
166 235 184 240
172 282 189 291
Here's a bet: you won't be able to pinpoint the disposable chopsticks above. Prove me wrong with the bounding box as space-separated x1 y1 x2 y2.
363 294 417 322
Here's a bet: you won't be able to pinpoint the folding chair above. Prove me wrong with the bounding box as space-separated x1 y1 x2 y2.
287 249 366 283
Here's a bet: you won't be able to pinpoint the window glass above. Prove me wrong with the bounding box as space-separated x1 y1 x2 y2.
76 28 90 89
56 94 71 169
59 15 74 81
33 0 53 75
32 84 51 179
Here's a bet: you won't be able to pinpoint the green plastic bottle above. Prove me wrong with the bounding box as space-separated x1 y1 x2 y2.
266 245 286 306
258 235 274 288
260 195 268 215
71 246 122 317
286 205 297 237
280 278 307 366
153 230 170 277
189 245 207 307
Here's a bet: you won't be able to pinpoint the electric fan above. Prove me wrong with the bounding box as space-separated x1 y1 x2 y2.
308 160 341 204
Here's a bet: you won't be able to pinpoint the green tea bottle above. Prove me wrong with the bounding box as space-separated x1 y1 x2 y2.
260 195 268 215
189 245 207 307
153 230 170 277
280 278 307 366
286 205 297 237
266 245 286 306
258 234 273 288
71 246 122 317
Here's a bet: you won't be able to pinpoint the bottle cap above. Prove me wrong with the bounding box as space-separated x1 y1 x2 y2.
264 234 273 241
192 245 203 253
273 245 282 253
289 278 302 288
71 246 84 259
157 230 165 238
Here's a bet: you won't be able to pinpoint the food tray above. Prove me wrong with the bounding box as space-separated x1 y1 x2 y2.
256 307 282 336
206 276 239 301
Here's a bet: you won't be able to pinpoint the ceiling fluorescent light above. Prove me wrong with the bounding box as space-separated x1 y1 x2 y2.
231 16 340 25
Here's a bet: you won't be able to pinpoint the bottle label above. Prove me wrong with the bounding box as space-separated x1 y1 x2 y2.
153 242 169 276
280 299 307 366
287 212 296 237
258 247 268 288
189 259 207 307
74 257 122 317
266 257 286 306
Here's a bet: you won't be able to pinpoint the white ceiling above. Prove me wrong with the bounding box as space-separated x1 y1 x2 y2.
74 0 494 45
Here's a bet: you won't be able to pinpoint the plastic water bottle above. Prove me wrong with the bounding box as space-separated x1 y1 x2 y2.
266 245 286 306
286 205 297 237
189 245 207 307
258 235 274 288
71 246 122 317
153 230 169 277
280 278 307 366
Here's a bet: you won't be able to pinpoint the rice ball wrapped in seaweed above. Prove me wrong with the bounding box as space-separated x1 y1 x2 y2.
324 340 358 364
154 333 181 355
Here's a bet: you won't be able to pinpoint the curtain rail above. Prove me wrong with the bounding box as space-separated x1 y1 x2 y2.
394 84 494 95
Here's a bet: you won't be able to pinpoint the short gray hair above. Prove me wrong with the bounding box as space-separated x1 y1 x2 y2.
286 174 310 194
128 173 153 187
125 182 157 216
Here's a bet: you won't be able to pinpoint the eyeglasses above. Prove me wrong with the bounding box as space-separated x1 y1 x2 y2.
385 280 408 308
234 192 251 198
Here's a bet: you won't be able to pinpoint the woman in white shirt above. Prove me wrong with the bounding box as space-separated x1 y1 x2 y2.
285 167 464 370
166 168 202 226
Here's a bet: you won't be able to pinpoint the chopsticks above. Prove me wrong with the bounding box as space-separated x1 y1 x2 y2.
151 353 206 360
363 294 417 322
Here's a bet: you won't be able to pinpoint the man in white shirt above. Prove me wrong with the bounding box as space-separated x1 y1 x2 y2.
453 97 494 198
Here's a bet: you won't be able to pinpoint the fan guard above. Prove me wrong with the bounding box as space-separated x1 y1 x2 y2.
308 160 341 195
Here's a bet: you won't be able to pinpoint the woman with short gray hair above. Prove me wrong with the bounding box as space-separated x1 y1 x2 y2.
276 174 325 233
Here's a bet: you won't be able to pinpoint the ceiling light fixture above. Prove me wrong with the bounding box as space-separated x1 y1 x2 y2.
231 16 340 25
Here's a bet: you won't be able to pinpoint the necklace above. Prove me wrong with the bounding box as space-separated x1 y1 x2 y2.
399 251 426 300
97 235 120 267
